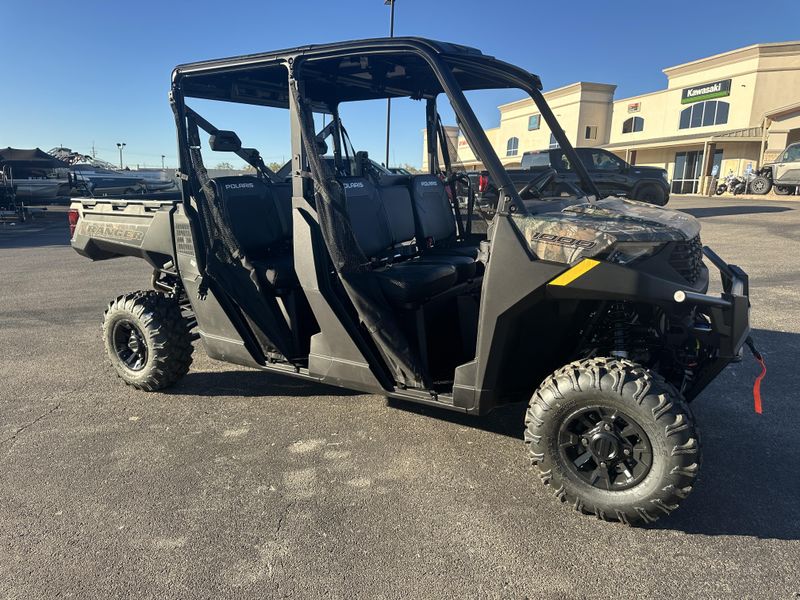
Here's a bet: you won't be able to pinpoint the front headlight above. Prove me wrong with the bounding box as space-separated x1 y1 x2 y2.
607 241 665 265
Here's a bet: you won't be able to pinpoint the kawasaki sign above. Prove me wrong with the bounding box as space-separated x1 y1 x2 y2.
681 79 731 104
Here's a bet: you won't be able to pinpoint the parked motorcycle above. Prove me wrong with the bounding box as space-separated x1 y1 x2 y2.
715 171 757 195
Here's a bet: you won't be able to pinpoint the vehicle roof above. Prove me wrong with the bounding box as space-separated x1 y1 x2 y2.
173 37 487 75
173 37 540 108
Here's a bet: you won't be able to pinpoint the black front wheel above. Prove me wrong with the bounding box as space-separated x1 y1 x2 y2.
749 175 771 195
103 291 193 391
634 184 668 206
525 357 700 525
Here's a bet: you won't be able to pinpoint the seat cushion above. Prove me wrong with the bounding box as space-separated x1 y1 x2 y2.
374 262 457 305
413 254 476 282
422 244 480 260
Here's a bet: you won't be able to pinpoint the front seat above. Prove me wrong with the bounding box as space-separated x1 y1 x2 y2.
339 176 457 306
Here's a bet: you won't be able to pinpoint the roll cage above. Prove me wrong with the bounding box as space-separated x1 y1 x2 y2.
169 37 599 216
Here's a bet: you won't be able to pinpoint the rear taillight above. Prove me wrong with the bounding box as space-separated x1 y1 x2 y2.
478 173 489 193
68 209 79 238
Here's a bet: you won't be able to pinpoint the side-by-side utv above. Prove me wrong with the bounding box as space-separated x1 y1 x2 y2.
69 38 751 525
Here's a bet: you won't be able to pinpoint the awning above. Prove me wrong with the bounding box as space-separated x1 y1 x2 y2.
0 148 69 169
603 127 763 152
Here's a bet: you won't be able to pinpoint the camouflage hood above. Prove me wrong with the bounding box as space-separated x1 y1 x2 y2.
513 197 701 264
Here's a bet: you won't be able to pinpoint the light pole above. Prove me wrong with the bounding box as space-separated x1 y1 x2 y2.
116 142 126 169
161 155 165 169
384 0 395 167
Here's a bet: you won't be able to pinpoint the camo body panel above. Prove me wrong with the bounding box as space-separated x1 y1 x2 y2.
512 197 701 264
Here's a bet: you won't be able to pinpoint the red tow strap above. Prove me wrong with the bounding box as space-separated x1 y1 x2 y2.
745 337 766 415
752 355 766 414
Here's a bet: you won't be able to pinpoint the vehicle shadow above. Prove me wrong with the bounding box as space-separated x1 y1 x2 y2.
0 213 70 249
650 327 799 540
386 397 527 440
171 368 361 398
681 205 793 218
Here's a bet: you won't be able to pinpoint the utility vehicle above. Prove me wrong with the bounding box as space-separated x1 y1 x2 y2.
70 38 752 525
751 141 800 195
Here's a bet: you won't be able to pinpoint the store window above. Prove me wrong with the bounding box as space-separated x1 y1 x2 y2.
679 101 729 129
506 137 519 157
528 115 541 130
585 126 598 140
622 116 644 134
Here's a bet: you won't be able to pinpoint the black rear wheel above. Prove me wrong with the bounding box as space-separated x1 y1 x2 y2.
525 357 700 525
634 184 667 206
774 185 793 195
103 290 193 391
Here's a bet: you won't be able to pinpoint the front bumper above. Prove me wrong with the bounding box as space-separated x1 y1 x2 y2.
679 247 751 399
545 245 751 400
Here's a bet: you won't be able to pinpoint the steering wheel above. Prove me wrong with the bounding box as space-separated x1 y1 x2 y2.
518 168 557 200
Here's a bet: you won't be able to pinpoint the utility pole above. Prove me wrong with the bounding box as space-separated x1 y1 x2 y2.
161 155 165 169
91 142 97 159
384 0 395 167
116 142 126 169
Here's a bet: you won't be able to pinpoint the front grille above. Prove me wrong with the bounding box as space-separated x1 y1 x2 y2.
669 235 703 284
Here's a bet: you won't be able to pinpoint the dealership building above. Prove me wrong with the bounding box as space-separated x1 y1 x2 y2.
437 41 800 195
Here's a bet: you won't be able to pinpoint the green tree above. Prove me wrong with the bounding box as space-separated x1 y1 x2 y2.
399 163 421 174
215 161 235 170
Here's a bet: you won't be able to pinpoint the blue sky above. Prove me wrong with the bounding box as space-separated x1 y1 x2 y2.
2 0 799 169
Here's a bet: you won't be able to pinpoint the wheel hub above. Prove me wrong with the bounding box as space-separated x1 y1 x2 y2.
558 406 653 491
588 430 622 461
127 332 142 353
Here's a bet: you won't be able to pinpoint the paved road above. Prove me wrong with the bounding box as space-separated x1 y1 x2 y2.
1 197 798 599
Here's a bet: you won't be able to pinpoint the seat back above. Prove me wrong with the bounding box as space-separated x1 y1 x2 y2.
410 175 456 246
339 177 393 258
272 182 293 239
209 176 289 257
379 185 416 247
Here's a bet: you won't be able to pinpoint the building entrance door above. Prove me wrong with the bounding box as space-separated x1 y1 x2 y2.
672 150 703 194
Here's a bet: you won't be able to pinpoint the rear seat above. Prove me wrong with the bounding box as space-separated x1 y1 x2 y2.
340 177 457 306
209 176 298 292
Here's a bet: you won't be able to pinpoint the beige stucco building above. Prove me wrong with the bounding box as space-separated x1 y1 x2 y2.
429 41 800 195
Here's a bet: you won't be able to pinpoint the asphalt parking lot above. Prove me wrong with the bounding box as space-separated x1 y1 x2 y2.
1 196 798 599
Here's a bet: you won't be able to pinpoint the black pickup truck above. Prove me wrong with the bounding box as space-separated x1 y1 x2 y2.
478 147 670 206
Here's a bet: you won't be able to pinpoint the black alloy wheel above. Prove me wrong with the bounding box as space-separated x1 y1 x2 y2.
558 406 652 491
112 319 149 371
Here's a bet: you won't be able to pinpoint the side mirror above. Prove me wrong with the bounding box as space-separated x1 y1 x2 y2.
209 131 242 152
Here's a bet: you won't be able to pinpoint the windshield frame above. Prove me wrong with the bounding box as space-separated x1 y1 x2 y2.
441 54 601 214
